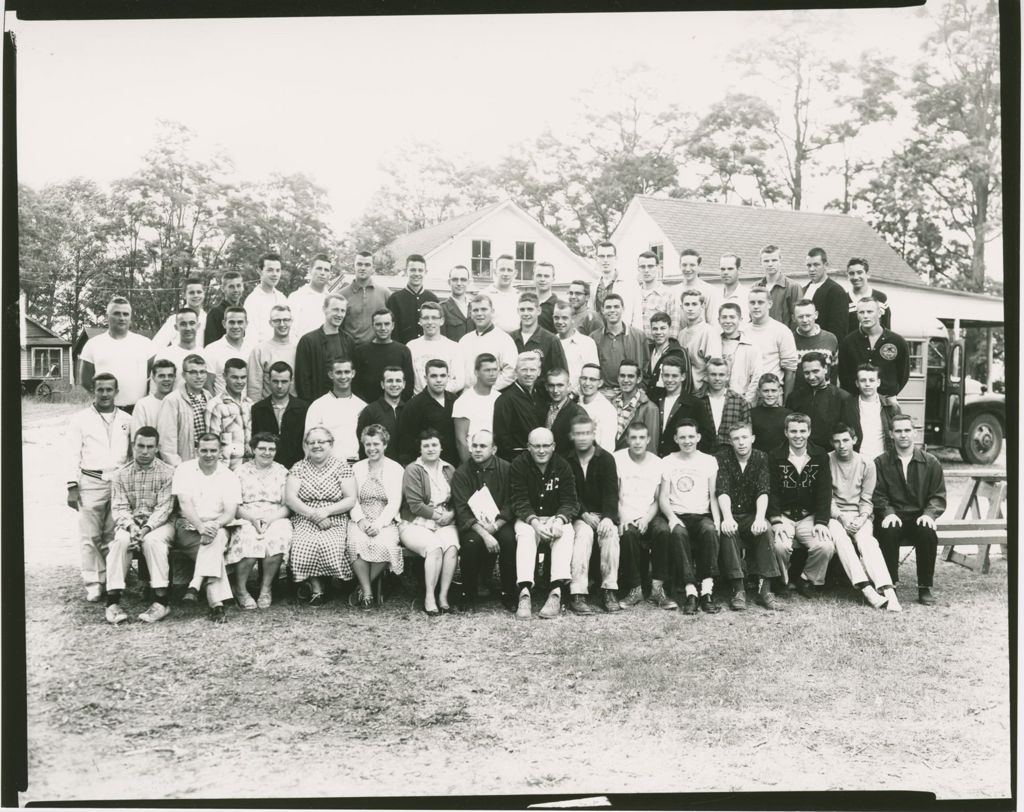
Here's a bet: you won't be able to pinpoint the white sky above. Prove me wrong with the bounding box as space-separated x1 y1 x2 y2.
8 7 1003 277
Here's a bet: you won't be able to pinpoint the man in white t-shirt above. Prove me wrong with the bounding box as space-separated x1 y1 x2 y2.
577 362 618 450
203 306 256 396
130 358 178 438
553 301 599 393
408 301 465 394
304 358 367 463
659 419 723 615
480 254 522 334
458 294 518 391
854 364 890 462
614 421 682 612
243 252 288 345
453 353 501 462
151 277 208 349
171 432 240 622
78 296 154 411
287 253 333 339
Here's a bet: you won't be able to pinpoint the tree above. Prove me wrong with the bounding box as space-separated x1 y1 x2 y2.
908 0 1000 285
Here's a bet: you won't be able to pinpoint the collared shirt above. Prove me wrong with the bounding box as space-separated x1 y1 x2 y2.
451 455 514 532
580 394 618 450
611 388 643 440
699 330 763 405
572 307 603 336
873 447 947 520
719 284 750 321
129 394 166 437
559 332 600 393
509 452 579 525
397 389 458 467
767 443 832 524
715 448 770 516
387 285 440 344
339 280 390 345
172 459 241 524
757 273 802 330
458 325 519 391
407 335 465 394
838 327 911 398
565 445 619 521
67 405 132 484
247 338 298 401
512 326 568 382
184 388 209 440
677 320 711 392
287 283 332 340
594 274 638 326
635 284 681 338
151 310 208 350
305 391 368 462
151 343 199 392
699 390 751 450
204 337 257 396
746 318 799 379
440 297 473 342
243 286 288 345
205 392 254 470
677 276 719 324
590 323 649 391
355 396 405 462
111 458 176 530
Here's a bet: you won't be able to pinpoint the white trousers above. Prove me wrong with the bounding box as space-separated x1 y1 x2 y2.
172 522 234 605
136 524 179 589
77 477 115 586
514 520 573 587
828 515 893 590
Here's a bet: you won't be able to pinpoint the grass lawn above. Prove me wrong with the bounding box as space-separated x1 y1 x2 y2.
18 404 1011 802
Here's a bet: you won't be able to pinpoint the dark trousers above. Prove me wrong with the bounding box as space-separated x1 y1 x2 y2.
459 523 517 600
619 516 691 591
876 512 938 589
671 513 719 584
724 513 781 579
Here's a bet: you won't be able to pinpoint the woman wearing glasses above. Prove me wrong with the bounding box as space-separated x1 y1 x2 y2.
285 426 356 605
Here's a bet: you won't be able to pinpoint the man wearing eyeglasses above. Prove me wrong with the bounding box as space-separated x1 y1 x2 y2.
337 251 390 345
247 305 298 400
441 265 474 342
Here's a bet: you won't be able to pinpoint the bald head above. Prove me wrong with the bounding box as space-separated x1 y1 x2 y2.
527 427 555 465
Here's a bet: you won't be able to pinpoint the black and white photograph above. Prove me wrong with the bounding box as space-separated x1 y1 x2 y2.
8 1 1012 805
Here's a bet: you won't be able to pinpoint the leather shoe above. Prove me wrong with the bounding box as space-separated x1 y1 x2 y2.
918 588 936 606
794 579 818 599
682 594 699 615
603 589 621 613
700 594 722 614
569 595 595 615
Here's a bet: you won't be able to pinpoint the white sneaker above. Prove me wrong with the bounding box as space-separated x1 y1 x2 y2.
884 589 903 612
538 590 562 619
105 603 128 625
85 583 104 603
138 602 171 623
862 585 888 609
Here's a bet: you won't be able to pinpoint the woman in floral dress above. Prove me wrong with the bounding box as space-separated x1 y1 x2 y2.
227 432 291 609
347 424 404 609
285 426 356 606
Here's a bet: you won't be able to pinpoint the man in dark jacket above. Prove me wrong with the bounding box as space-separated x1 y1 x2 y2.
838 298 910 399
657 357 715 456
294 294 356 402
802 248 851 341
786 352 860 450
493 353 546 461
544 368 586 455
768 412 835 597
873 415 947 606
396 359 458 466
204 271 246 346
511 292 568 389
563 413 620 616
644 311 689 401
450 429 517 611
250 361 308 469
355 365 407 462
509 427 579 620
387 254 439 344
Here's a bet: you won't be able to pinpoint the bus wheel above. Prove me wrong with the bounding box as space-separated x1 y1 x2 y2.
960 412 1003 465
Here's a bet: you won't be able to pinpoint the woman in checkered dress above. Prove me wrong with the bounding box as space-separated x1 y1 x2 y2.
285 426 356 605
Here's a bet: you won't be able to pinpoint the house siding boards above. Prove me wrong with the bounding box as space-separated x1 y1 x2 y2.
22 318 72 384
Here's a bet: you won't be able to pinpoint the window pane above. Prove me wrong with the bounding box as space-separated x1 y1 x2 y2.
481 241 491 258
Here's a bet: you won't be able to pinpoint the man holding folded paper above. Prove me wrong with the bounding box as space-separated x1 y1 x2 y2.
450 430 518 613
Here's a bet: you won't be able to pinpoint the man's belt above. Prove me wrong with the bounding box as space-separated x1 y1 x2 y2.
80 468 105 480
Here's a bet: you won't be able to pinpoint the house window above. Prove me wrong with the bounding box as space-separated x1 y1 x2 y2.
515 241 535 281
32 347 61 378
650 243 665 272
908 341 926 377
471 240 492 280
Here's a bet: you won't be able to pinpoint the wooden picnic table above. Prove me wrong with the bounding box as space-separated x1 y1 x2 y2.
939 469 1007 573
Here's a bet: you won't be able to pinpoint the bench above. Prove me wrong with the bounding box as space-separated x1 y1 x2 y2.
938 519 1008 574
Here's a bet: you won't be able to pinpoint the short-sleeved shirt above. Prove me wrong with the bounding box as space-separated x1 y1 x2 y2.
80 331 153 407
452 388 500 440
171 459 241 524
613 449 663 524
661 451 718 516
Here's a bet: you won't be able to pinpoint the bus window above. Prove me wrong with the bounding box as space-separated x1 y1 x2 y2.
949 344 962 383
927 340 947 370
907 341 925 376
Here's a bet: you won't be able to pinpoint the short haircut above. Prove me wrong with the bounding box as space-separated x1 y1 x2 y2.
546 367 570 381
617 359 640 375
356 250 373 259
419 301 443 317
794 298 817 310
182 353 206 369
784 413 811 429
268 361 293 377
449 265 470 278
360 422 391 446
474 352 498 370
221 271 244 283
856 363 880 377
757 372 782 388
134 425 160 443
679 248 702 264
176 307 198 321
107 296 130 310
830 422 857 441
324 293 347 309
705 356 729 371
471 293 493 308
569 279 591 296
638 250 659 262
406 253 426 267
495 253 515 264
728 422 753 437
720 253 742 268
626 420 649 436
553 300 573 312
425 358 449 374
602 292 624 307
304 426 334 444
250 431 279 449
580 362 602 377
270 304 292 315
329 357 353 371
856 296 880 308
570 413 595 430
847 257 870 272
371 307 392 322
800 351 828 368
595 241 616 256
312 252 332 265
675 418 698 432
223 357 248 374
183 276 204 289
380 364 405 381
807 247 828 264
151 358 177 375
891 414 915 428
718 302 742 318
419 428 442 444
650 311 672 327
518 292 539 306
535 261 555 274
224 306 247 320
196 431 221 446
748 286 770 299
259 252 282 269
680 288 704 303
760 244 781 256
659 356 686 374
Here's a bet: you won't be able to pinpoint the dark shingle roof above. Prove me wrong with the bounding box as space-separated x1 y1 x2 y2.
631 196 923 286
385 201 506 262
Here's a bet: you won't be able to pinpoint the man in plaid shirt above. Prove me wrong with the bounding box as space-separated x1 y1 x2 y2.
634 251 680 338
697 357 751 453
110 426 176 624
205 357 253 470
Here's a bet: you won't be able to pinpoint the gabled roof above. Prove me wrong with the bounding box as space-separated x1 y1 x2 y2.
385 200 507 262
623 196 923 287
25 317 71 345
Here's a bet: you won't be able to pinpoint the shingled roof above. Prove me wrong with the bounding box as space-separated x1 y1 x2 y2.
626 196 924 287
385 200 506 262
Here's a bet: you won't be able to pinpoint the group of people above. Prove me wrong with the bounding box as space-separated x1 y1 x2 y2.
69 242 947 624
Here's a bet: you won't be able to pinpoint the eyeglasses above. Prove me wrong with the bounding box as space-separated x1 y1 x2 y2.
529 443 554 450
308 439 333 446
